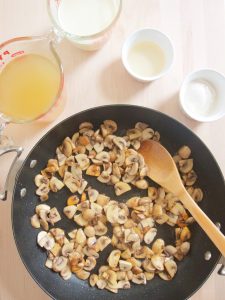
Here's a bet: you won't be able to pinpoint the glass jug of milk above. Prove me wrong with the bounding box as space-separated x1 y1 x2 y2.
48 0 122 51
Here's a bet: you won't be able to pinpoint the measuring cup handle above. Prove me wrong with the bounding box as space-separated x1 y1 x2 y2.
0 145 23 201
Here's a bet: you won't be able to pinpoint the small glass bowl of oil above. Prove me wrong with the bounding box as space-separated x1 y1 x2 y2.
122 28 174 82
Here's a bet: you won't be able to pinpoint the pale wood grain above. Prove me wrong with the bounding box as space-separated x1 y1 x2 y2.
0 0 225 299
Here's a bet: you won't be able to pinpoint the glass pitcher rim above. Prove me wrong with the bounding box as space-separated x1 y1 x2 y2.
47 0 122 40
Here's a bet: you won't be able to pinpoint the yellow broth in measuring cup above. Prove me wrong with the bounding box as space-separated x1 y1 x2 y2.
0 53 61 123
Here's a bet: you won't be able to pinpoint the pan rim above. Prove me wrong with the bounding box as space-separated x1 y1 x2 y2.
11 104 224 300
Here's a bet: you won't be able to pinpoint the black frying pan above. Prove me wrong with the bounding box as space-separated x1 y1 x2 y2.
11 105 225 300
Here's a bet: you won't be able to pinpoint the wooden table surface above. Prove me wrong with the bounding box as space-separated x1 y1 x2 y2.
1 0 225 299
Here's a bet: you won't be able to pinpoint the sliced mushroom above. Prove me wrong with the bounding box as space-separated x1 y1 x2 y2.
113 137 127 150
71 164 82 180
75 154 90 170
68 229 77 239
74 214 88 227
95 151 110 162
86 164 101 177
87 236 97 248
77 179 88 194
60 265 72 280
103 120 117 133
103 162 112 175
180 226 191 241
97 171 111 183
84 256 97 271
152 239 165 254
50 242 62 257
76 269 90 280
61 139 73 158
182 170 197 186
45 258 53 269
142 258 156 272
83 246 99 258
88 188 99 202
122 173 136 183
178 159 193 174
96 194 110 207
37 232 55 250
31 214 40 228
39 219 49 231
173 154 181 164
119 260 132 271
90 202 103 215
191 188 203 202
164 245 177 256
151 254 165 271
89 274 99 287
132 273 147 285
127 128 142 140
76 228 87 245
117 280 131 289
164 259 177 278
49 176 64 192
36 184 50 199
34 174 49 187
158 271 171 281
135 122 149 131
180 241 190 256
145 272 155 281
148 187 158 200
152 203 163 219
35 204 50 214
82 208 95 221
140 217 154 228
37 231 48 246
63 172 79 193
79 122 93 131
63 205 77 219
48 207 61 225
84 226 95 238
142 128 154 140
107 269 117 287
114 181 131 196
108 250 121 268
178 145 191 159
96 236 111 251
135 179 149 189
94 221 108 236
52 256 68 272
144 228 157 245
62 243 74 257
96 279 107 289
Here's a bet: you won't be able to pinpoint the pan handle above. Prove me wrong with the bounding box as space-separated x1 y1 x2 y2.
0 145 23 201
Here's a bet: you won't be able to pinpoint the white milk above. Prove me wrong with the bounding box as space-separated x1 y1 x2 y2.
127 41 166 78
58 0 119 37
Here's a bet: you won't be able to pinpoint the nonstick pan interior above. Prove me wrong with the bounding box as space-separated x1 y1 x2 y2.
12 105 225 300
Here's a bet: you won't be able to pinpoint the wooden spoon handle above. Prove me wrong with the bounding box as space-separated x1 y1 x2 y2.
179 188 225 257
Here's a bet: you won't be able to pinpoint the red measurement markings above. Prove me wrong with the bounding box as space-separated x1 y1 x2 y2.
0 50 10 61
11 50 25 58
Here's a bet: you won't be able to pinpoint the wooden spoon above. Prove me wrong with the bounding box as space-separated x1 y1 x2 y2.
139 139 225 257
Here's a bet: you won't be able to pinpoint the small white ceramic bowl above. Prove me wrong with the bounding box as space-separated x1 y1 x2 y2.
179 69 225 122
122 28 174 82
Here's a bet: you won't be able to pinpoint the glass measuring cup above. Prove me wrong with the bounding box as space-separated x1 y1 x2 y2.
0 33 64 125
47 0 122 51
0 33 64 199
